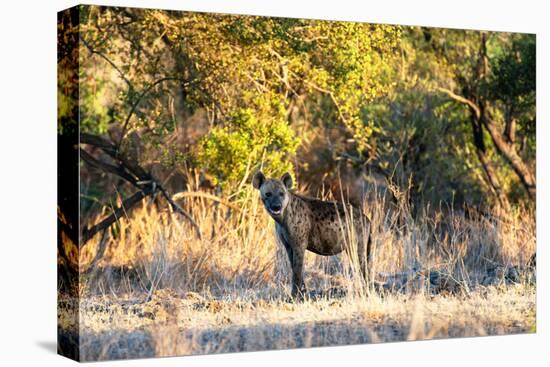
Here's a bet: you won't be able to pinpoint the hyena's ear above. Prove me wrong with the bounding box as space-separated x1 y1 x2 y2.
252 171 265 189
281 172 293 189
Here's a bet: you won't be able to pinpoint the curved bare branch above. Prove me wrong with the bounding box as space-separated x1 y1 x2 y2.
436 87 481 119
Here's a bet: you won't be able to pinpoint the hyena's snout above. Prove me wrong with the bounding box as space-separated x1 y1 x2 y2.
267 201 283 215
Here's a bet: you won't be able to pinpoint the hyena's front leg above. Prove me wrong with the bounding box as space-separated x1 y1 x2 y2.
278 235 304 300
290 245 306 300
279 237 294 280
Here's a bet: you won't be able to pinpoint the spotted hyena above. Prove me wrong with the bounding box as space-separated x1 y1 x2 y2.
252 171 372 299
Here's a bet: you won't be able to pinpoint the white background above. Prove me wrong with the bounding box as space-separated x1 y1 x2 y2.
0 0 547 365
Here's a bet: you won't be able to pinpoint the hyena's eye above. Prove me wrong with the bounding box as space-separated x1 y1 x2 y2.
279 192 284 197
265 192 272 198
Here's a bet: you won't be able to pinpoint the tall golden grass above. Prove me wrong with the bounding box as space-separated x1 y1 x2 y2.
63 182 535 360
78 180 535 300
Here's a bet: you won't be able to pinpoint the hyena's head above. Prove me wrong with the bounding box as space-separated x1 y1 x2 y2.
252 171 293 219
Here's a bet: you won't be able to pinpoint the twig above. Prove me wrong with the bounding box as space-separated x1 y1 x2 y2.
80 133 202 242
80 36 134 92
118 76 192 150
81 189 151 244
158 185 202 240
79 148 138 185
296 72 348 124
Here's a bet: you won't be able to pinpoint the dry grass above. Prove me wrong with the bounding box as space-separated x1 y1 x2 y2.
58 185 536 361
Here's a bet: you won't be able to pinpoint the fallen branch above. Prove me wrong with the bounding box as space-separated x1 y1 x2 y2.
80 133 202 245
81 189 152 244
172 191 242 213
79 148 138 185
158 185 202 240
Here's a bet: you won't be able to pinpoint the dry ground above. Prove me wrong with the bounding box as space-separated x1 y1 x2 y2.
59 282 535 361
58 188 536 361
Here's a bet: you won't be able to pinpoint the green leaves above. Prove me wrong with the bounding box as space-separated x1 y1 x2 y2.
75 6 535 205
197 96 299 190
489 34 536 105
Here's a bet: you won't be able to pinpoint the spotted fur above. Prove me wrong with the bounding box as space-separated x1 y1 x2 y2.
252 171 372 299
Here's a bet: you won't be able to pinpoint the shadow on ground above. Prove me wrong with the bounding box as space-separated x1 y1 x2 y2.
35 340 57 354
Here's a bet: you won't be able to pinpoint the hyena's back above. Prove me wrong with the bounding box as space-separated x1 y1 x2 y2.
286 193 368 256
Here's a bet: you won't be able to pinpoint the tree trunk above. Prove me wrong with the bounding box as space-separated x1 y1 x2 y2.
470 117 508 206
482 114 536 201
477 34 536 202
436 33 535 204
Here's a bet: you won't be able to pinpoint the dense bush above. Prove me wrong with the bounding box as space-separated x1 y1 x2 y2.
73 6 535 208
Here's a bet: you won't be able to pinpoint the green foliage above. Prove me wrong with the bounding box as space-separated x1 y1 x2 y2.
489 34 536 161
197 95 299 189
78 7 402 190
79 77 112 134
57 10 80 135
305 23 401 154
489 34 535 104
365 82 484 205
362 28 537 206
75 6 535 206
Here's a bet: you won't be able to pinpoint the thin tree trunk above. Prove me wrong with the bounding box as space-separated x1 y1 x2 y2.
470 117 508 206
482 114 536 201
436 33 535 203
437 95 535 202
478 34 535 202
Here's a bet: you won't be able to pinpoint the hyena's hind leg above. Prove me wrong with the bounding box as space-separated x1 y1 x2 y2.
356 222 373 286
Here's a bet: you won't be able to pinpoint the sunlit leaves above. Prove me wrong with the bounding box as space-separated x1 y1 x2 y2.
197 94 299 190
78 7 402 189
75 6 534 204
